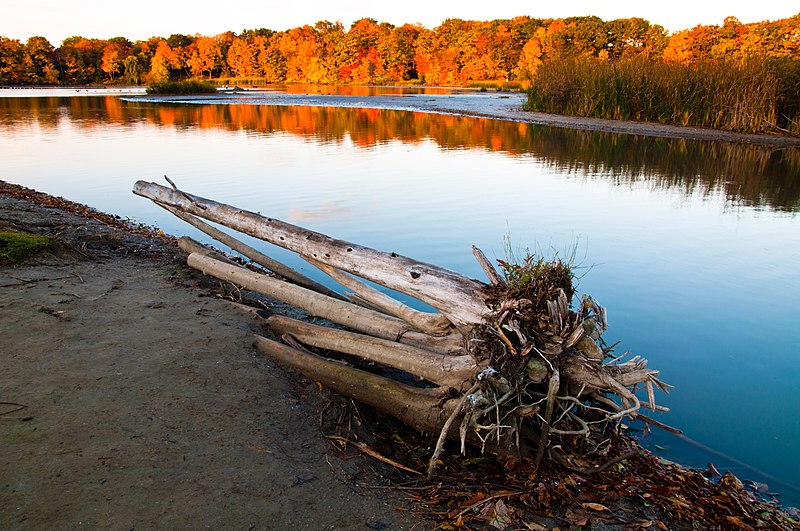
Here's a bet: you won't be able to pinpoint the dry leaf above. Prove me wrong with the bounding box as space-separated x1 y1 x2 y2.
523 522 548 531
581 502 610 512
724 516 749 529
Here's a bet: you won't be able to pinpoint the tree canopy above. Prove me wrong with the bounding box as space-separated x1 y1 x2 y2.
0 13 797 85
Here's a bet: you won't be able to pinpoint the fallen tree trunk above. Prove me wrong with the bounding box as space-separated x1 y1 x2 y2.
134 179 673 475
187 251 462 354
134 180 490 330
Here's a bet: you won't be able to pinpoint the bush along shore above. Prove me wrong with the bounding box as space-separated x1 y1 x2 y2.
526 56 800 136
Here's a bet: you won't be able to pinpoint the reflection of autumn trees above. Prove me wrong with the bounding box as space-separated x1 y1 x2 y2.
1 96 796 211
1 13 797 86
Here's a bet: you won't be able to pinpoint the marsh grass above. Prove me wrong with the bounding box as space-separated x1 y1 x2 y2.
0 231 55 264
526 57 800 136
466 80 528 92
146 80 218 95
496 234 590 309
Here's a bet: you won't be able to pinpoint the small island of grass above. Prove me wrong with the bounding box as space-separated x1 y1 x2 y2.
146 80 218 95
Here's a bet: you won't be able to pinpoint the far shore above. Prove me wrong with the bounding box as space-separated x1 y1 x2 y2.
4 84 800 148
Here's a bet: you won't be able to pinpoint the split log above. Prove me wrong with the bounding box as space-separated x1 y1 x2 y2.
261 314 477 388
134 179 673 473
304 256 453 336
167 204 343 299
254 336 458 433
187 252 463 354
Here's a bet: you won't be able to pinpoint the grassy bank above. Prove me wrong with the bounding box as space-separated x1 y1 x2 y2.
526 57 800 136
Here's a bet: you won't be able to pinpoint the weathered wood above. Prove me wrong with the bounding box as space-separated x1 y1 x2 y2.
134 180 491 329
187 252 462 354
472 245 506 287
178 236 241 266
304 256 454 336
255 335 457 433
134 181 671 468
262 314 477 388
163 203 344 300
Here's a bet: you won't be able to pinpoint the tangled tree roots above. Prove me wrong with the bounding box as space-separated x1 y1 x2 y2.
134 179 675 478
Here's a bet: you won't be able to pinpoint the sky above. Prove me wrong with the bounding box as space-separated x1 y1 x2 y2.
2 0 798 45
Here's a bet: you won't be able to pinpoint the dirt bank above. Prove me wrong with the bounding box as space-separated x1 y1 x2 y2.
0 184 422 530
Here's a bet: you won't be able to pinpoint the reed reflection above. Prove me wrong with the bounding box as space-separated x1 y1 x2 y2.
1 96 798 211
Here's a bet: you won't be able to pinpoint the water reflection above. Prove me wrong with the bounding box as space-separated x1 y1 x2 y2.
1 96 798 212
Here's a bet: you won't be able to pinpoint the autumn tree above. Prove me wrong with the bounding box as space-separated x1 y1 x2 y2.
380 23 422 80
0 36 25 84
255 35 287 82
227 37 258 77
101 37 131 81
148 40 179 83
276 25 322 82
57 36 107 84
23 36 58 84
336 18 392 83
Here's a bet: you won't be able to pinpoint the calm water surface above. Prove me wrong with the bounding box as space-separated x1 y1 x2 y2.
1 94 799 504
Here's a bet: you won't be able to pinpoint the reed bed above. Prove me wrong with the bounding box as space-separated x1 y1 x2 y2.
146 80 218 95
526 56 800 136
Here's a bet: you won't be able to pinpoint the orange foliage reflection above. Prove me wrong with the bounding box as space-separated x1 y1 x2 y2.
1 96 798 211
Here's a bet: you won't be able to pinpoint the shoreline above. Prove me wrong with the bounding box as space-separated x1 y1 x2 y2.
2 180 798 529
5 85 797 147
130 88 800 148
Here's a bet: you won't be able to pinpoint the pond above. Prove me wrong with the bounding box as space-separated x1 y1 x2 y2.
1 92 798 505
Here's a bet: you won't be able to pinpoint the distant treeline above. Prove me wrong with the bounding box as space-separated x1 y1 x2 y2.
1 14 798 87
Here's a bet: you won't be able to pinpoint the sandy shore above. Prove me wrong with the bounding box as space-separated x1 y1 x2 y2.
0 184 422 530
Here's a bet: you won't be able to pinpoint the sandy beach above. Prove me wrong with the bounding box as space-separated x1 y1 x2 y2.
0 183 422 529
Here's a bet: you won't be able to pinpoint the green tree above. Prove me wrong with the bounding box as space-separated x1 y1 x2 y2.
123 55 142 84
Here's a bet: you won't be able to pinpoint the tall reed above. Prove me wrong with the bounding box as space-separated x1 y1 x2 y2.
526 56 800 136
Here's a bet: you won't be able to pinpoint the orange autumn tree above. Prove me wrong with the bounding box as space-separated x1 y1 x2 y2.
187 36 222 78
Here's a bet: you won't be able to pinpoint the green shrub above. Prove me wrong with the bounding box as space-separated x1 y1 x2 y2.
146 80 218 95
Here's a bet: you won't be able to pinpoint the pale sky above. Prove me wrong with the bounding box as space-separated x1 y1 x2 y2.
2 0 798 45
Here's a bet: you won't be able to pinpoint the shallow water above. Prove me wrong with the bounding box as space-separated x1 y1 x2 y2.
1 93 798 505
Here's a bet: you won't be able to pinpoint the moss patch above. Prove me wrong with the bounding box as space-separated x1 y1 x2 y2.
0 231 55 264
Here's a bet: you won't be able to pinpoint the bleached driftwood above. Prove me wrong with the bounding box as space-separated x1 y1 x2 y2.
134 180 489 330
134 179 673 474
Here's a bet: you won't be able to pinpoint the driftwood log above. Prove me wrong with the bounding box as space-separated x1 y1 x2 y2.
134 179 672 477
